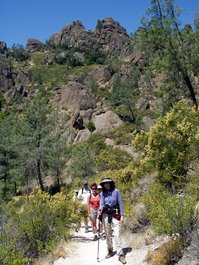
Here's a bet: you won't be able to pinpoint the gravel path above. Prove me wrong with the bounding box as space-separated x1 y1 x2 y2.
52 226 157 265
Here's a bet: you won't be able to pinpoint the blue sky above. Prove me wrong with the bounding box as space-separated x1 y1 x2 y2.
0 0 198 47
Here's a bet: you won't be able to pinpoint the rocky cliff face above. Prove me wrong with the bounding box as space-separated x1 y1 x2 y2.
48 17 129 53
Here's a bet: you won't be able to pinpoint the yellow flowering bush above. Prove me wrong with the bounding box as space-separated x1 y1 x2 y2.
133 100 199 189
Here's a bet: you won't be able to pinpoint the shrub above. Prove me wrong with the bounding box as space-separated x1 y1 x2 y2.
143 183 197 235
96 145 132 171
133 100 199 189
0 189 80 264
87 121 96 132
85 49 106 65
11 44 30 61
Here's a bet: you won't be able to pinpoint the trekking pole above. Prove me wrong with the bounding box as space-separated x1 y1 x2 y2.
97 217 100 262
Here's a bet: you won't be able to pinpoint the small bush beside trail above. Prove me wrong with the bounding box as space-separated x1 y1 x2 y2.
0 189 80 265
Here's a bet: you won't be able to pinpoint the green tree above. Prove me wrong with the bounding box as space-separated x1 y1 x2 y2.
18 91 58 191
46 133 70 188
111 74 140 122
11 44 30 61
0 116 18 201
136 0 198 109
68 142 96 179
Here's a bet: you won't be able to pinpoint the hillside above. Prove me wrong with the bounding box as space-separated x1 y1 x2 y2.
0 2 199 265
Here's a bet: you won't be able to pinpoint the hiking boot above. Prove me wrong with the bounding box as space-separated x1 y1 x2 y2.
119 254 127 264
93 235 98 241
105 249 113 259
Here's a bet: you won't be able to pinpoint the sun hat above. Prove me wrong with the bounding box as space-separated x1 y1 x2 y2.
83 180 88 185
97 185 102 189
100 177 114 186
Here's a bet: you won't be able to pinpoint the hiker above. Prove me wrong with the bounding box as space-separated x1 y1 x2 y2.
99 177 127 264
88 183 100 241
78 180 91 233
97 184 102 194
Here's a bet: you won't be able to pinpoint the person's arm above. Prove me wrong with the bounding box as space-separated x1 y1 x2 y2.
116 190 124 223
100 192 105 210
87 195 91 218
77 189 82 200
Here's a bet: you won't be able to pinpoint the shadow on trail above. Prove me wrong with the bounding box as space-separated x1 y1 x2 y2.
123 247 132 255
70 235 94 242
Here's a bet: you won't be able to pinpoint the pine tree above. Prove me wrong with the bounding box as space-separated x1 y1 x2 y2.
137 0 198 109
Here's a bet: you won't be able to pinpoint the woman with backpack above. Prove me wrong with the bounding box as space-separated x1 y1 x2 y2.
88 183 100 241
98 177 127 264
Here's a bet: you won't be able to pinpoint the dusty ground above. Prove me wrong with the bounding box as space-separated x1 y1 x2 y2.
40 225 163 265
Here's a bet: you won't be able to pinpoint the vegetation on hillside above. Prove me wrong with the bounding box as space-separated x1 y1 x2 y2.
0 0 199 264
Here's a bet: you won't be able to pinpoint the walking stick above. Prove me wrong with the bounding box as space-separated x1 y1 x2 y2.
97 216 100 262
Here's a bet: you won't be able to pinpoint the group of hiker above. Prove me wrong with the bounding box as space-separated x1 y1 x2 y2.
74 177 127 264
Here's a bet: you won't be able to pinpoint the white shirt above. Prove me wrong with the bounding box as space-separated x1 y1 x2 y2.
78 188 91 205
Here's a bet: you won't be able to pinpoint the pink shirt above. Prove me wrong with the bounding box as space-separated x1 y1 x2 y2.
89 194 100 210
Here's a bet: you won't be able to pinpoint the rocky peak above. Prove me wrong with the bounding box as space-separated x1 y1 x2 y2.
48 17 129 53
49 20 98 51
26 38 43 52
0 41 7 52
94 17 129 52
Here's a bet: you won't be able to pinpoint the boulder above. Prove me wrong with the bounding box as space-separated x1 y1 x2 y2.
87 66 112 84
177 202 199 265
60 82 96 111
26 38 43 52
124 203 149 232
92 110 123 133
142 116 155 131
80 109 94 123
74 129 91 142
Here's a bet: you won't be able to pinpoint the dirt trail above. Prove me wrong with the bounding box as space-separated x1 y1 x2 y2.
52 226 160 265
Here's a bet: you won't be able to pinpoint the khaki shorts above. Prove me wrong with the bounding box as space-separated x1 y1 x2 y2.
90 207 98 220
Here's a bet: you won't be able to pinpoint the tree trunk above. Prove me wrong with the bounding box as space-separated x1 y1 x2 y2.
182 73 198 109
128 104 136 123
56 169 60 188
37 159 44 191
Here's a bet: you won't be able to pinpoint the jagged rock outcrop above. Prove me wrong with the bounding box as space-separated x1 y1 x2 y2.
94 17 129 52
60 82 96 111
26 38 43 52
0 41 7 52
49 20 98 51
0 61 30 100
48 17 129 53
0 62 15 92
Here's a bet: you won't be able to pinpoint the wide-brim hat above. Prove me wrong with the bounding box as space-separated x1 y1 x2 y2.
100 177 114 186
